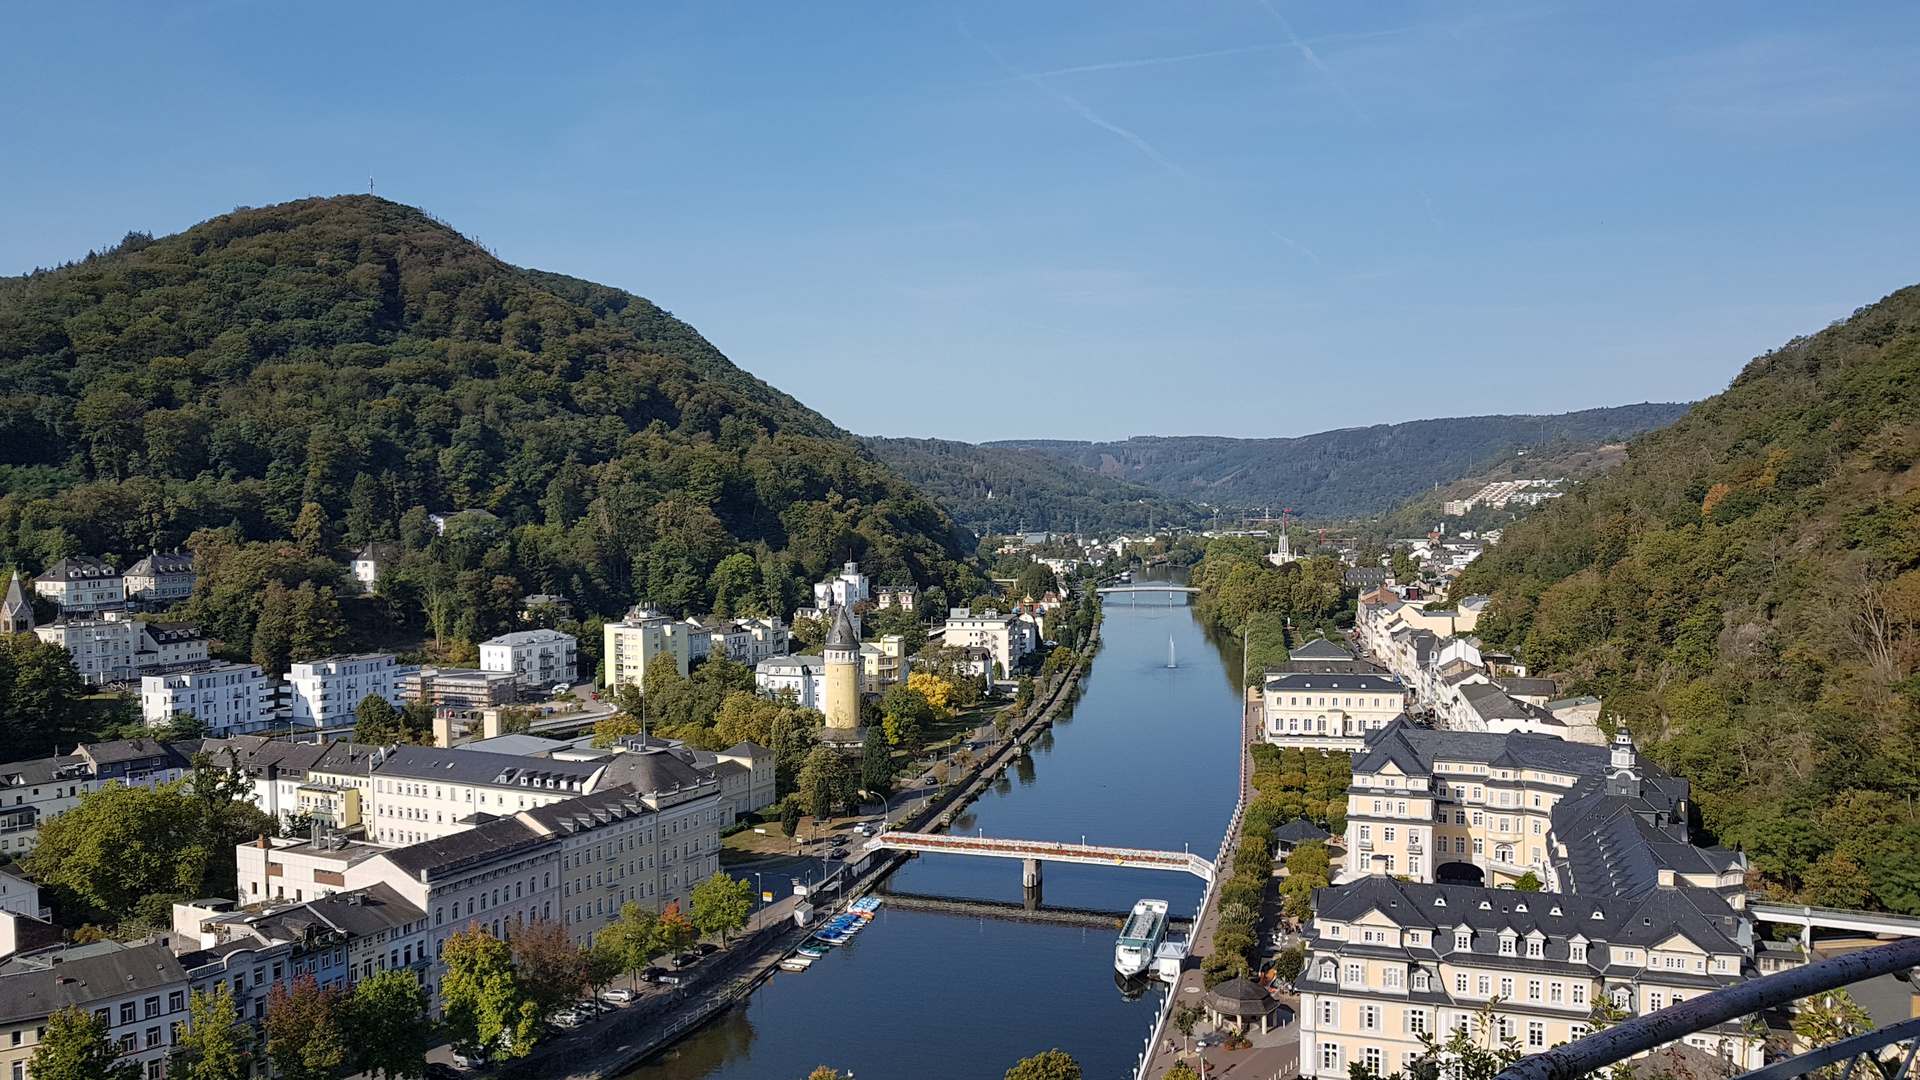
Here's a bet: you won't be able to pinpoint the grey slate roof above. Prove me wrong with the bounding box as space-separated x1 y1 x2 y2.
520 785 654 836
825 605 858 648
126 550 195 576
317 743 603 792
598 748 712 795
1265 673 1405 693
1498 677 1560 699
1273 818 1333 844
1290 638 1355 661
1352 719 1616 777
376 816 547 879
34 556 119 581
0 942 188 1024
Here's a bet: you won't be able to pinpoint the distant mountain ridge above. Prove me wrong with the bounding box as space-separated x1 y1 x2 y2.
987 404 1691 518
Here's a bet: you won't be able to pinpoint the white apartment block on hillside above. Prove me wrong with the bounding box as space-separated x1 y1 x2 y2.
940 608 1037 676
755 654 826 708
288 653 404 730
122 549 196 604
480 628 577 687
142 662 277 734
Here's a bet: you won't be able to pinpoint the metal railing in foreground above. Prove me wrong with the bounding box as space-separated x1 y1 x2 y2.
1494 937 1920 1080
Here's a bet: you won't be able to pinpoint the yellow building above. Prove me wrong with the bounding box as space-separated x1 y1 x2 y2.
603 607 691 690
860 633 907 691
822 606 860 729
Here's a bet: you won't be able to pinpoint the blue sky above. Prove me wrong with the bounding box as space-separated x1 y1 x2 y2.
3 2 1917 442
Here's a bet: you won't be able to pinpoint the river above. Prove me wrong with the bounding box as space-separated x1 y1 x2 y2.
621 582 1247 1080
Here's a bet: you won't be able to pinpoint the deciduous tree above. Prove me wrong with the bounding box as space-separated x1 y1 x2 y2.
508 919 589 1020
173 986 248 1080
439 925 539 1061
1005 1049 1082 1080
690 871 753 945
264 977 346 1080
27 1006 140 1080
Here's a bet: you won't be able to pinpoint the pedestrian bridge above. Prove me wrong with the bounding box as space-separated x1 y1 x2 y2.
1096 584 1200 595
1748 900 1920 943
864 831 1215 885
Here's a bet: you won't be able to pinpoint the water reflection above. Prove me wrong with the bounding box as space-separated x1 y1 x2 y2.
617 583 1243 1080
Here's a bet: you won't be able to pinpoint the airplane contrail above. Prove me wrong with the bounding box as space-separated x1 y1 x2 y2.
1260 0 1373 126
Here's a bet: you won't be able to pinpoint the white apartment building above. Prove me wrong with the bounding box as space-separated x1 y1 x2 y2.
142 662 277 734
0 943 192 1080
940 608 1032 677
604 608 692 689
33 556 124 612
813 561 870 610
479 628 577 687
122 550 196 605
288 653 404 730
755 654 826 708
37 613 208 685
684 617 754 664
1263 673 1409 751
306 743 609 847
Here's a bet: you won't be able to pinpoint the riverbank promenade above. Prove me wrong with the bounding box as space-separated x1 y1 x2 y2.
1137 686 1302 1080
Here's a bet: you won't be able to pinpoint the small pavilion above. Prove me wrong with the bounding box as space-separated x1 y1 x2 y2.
1204 977 1280 1033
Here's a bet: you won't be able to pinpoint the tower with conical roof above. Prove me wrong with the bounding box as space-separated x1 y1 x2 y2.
822 605 860 729
0 572 32 634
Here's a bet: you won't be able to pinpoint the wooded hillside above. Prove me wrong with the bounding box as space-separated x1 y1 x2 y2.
999 404 1690 518
0 197 977 626
1457 285 1920 913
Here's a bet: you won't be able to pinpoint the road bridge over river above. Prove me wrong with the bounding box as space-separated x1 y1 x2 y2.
864 831 1215 888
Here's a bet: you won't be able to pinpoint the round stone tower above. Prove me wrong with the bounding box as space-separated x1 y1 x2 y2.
823 605 860 729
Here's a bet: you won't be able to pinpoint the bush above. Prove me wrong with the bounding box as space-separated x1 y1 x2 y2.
1202 950 1251 988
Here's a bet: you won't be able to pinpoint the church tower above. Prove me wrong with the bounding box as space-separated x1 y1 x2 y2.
822 605 861 729
0 572 32 634
1606 726 1642 798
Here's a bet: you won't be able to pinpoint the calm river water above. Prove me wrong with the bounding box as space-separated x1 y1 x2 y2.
621 582 1246 1080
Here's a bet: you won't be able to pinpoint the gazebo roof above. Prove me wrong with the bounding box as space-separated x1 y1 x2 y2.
1205 978 1275 1014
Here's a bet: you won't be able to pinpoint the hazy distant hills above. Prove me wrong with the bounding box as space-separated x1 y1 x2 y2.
861 436 1206 537
989 404 1692 520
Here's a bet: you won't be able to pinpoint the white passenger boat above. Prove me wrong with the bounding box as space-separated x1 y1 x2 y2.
1114 899 1170 977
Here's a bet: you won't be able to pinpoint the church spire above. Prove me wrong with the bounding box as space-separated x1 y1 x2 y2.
0 571 33 634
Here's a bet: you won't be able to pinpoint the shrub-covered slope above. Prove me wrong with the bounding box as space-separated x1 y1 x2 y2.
1457 285 1920 912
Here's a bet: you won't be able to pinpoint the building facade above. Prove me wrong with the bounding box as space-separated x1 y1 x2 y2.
141 663 277 735
754 654 826 708
287 654 404 731
1297 875 1763 1080
38 614 209 686
822 607 860 729
32 556 124 613
1264 673 1409 752
122 551 196 606
604 608 692 690
479 629 578 687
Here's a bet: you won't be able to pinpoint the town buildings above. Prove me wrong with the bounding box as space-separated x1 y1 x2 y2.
399 667 520 712
754 654 826 708
0 942 193 1080
141 662 278 734
479 628 578 687
938 607 1036 677
1263 673 1410 752
122 551 196 606
813 561 870 610
875 584 918 611
859 633 907 691
1296 874 1764 1080
604 607 692 690
38 613 208 686
286 654 406 731
32 556 124 613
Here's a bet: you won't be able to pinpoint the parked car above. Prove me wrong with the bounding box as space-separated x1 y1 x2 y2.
924 776 938 786
552 1011 583 1029
452 1054 490 1070
696 943 720 956
655 973 685 986
601 987 637 1004
672 952 700 969
828 847 849 859
639 966 668 983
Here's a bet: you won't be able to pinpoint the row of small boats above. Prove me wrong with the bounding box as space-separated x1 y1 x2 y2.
777 897 884 971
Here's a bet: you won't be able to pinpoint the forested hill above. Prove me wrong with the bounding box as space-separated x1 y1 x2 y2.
996 404 1690 518
862 436 1205 535
1456 284 1920 913
0 196 977 625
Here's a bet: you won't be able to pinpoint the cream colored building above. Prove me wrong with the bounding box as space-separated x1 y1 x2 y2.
604 607 692 689
1298 875 1763 1079
1263 673 1408 752
860 633 907 691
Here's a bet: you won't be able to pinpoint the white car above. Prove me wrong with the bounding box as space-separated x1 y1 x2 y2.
601 988 636 1004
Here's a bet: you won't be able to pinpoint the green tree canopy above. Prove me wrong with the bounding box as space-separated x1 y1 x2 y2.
338 969 432 1080
689 871 754 945
173 986 248 1080
439 925 539 1061
27 1006 140 1080
0 631 87 758
1005 1049 1082 1080
264 977 347 1080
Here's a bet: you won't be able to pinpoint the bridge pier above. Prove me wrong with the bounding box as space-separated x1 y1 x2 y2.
1023 857 1042 889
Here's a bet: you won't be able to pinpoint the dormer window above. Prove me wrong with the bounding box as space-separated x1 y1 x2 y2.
1590 910 1605 920
1549 906 1562 916
1570 942 1587 963
1455 932 1471 951
1515 902 1528 913
1527 938 1544 959
1433 897 1447 907
1499 935 1517 956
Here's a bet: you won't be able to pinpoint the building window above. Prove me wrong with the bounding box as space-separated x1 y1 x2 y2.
1345 964 1365 986
1320 1000 1339 1026
1550 982 1564 1004
1383 827 1396 843
1527 980 1542 1001
1407 1009 1428 1035
1499 937 1516 956
1528 939 1544 958
120 1003 136 1024
1649 992 1664 1011
1528 1022 1546 1049
1455 973 1468 993
146 1027 162 1048
1321 1044 1342 1073
1572 984 1587 1006
1455 932 1470 951
1500 978 1514 999
1570 943 1586 963
1477 976 1491 996
1361 1006 1380 1031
